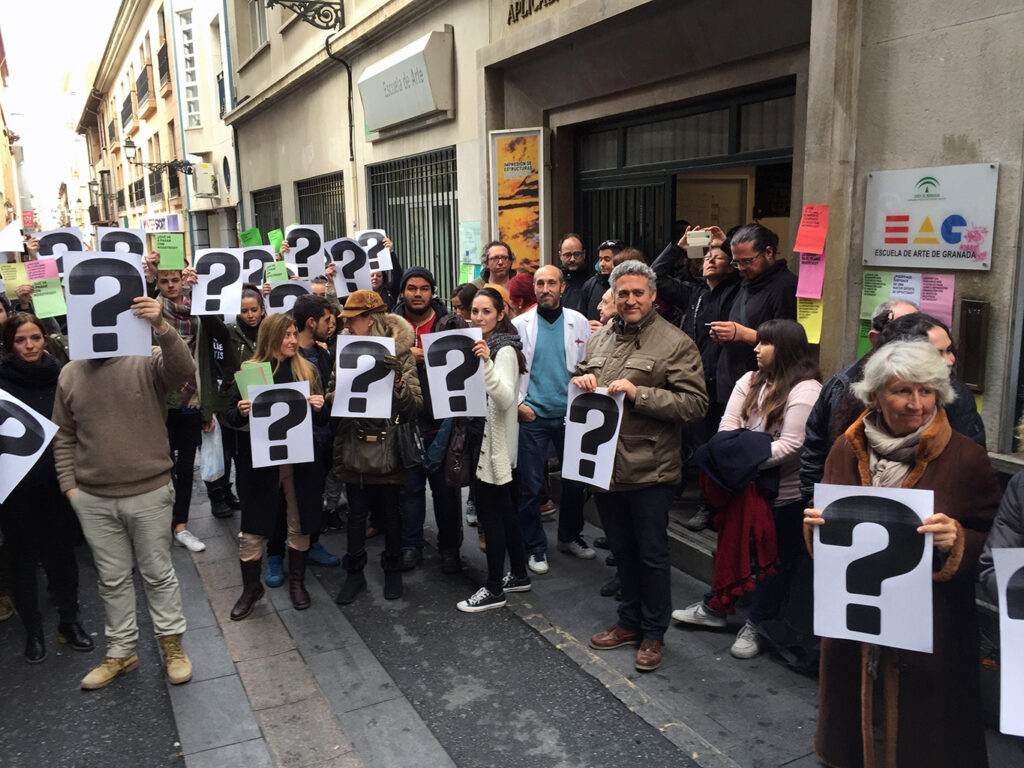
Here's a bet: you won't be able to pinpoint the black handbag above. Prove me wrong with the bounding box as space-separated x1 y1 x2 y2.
395 414 425 469
443 417 485 487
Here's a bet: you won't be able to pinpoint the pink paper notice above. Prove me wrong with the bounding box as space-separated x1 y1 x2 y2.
25 258 59 280
920 274 955 327
796 252 826 299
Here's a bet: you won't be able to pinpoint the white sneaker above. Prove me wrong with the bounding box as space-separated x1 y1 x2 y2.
173 530 206 552
556 536 597 560
730 621 762 659
672 601 727 628
527 554 549 574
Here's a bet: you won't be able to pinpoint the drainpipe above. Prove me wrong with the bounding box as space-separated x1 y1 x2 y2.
325 35 358 230
168 0 195 256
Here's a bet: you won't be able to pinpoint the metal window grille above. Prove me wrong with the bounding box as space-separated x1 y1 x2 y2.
108 120 117 145
148 170 163 202
296 172 345 242
121 95 133 130
132 178 146 209
136 68 150 109
117 188 125 212
158 43 170 86
217 72 226 118
368 147 458 300
168 170 181 199
192 212 210 249
252 185 283 236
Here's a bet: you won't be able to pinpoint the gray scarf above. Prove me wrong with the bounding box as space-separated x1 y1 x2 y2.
861 409 936 488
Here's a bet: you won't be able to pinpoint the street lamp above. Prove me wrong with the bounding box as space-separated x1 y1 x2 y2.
124 138 138 162
123 137 195 175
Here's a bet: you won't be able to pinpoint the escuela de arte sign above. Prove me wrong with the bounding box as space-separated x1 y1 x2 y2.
508 0 560 25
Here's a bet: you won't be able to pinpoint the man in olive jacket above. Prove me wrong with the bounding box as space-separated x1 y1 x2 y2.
572 260 707 673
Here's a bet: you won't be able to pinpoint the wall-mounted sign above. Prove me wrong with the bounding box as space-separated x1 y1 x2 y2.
507 0 561 25
358 28 454 135
863 163 997 271
489 128 546 273
140 214 182 233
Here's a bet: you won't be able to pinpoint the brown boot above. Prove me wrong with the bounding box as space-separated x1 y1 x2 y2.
157 634 193 684
288 547 311 610
230 560 265 621
635 638 664 671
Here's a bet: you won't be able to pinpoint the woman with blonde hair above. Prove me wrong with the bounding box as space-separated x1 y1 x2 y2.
222 313 327 618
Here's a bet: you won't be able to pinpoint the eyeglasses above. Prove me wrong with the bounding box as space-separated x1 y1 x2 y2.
730 252 765 268
487 255 511 263
599 239 624 251
560 250 585 259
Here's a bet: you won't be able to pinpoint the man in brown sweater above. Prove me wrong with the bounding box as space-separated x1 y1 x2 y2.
53 295 197 690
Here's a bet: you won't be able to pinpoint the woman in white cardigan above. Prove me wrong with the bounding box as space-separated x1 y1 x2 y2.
457 287 531 613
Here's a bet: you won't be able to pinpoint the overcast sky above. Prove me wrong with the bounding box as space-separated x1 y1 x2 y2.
4 1 120 224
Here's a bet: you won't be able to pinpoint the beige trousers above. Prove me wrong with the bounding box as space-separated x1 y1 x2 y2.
238 465 309 561
71 481 187 658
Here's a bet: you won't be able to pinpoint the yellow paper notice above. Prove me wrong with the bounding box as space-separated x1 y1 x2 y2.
797 297 823 344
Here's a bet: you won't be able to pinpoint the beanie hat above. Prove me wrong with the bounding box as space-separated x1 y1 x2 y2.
399 266 436 294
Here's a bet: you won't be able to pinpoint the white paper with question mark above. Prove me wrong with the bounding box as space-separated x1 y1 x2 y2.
266 280 312 316
813 483 933 653
248 381 313 468
97 226 147 260
353 229 393 272
326 237 373 297
0 389 58 503
332 336 395 419
421 328 486 419
191 248 245 316
993 548 1024 736
240 246 277 286
562 384 625 490
284 224 327 281
64 251 152 360
34 226 84 277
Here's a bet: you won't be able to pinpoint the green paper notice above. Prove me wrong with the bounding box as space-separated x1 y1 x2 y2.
264 261 290 283
458 263 480 285
154 233 186 270
239 228 262 247
860 270 891 320
30 278 67 318
235 362 272 400
856 319 872 358
268 229 284 254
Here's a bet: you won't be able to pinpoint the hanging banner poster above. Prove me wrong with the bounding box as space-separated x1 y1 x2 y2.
562 385 625 490
333 336 396 419
796 252 827 299
993 548 1024 737
249 381 313 468
490 128 545 273
813 483 934 653
0 389 59 503
421 328 486 419
863 163 997 270
793 204 829 255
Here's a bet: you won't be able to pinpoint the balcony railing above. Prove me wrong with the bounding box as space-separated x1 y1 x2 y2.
121 95 133 130
108 120 117 145
136 67 150 110
132 178 146 208
148 170 164 202
117 189 125 212
158 43 171 88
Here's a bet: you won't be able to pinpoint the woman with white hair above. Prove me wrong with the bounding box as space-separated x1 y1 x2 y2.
803 341 1000 768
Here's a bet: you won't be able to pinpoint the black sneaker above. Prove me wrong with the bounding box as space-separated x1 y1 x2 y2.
456 587 507 613
501 573 532 593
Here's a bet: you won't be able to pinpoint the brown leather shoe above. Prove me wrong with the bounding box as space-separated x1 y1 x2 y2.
589 624 641 650
635 638 664 671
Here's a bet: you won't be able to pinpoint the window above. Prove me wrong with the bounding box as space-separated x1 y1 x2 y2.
252 186 283 235
368 148 458 300
192 212 210 249
296 172 346 241
248 0 268 52
178 10 201 127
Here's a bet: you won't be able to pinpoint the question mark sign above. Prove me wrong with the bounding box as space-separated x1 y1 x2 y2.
251 389 308 462
426 335 478 412
37 230 83 276
0 400 47 459
819 496 927 635
338 341 391 413
326 238 367 295
568 393 619 478
243 247 275 284
268 282 309 314
195 251 241 312
356 231 385 271
286 227 322 279
99 230 146 256
1008 567 1024 621
67 258 144 354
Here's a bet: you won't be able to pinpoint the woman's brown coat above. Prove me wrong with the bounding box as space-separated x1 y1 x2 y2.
811 407 1000 768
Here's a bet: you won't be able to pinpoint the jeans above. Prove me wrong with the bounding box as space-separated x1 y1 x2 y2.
345 484 403 571
402 431 463 552
517 417 586 555
594 484 675 641
70 482 186 656
166 409 202 527
474 479 528 595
